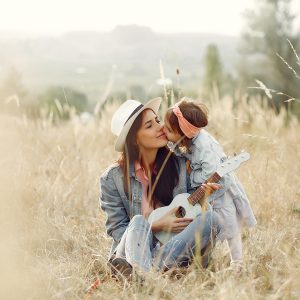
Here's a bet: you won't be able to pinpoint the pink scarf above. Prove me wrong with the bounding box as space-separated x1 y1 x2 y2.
172 104 200 138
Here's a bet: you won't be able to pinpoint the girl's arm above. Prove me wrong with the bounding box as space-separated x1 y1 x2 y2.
190 146 232 200
99 170 130 244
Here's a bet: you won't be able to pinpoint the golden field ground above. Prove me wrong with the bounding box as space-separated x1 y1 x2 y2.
0 96 299 299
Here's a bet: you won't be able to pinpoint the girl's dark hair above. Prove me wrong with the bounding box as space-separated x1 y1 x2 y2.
166 98 208 148
118 109 179 208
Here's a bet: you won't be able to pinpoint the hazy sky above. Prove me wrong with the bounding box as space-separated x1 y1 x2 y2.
0 0 298 37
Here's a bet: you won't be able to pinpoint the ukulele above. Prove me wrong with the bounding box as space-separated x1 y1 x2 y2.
148 152 250 244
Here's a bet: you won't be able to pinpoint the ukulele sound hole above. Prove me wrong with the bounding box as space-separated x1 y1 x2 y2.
175 206 186 218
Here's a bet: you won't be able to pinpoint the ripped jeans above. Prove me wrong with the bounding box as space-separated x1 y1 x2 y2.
114 211 220 272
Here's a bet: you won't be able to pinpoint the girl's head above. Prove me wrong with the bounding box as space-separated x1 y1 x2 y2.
164 98 208 143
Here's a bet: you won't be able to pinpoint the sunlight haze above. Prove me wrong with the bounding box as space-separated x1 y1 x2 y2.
0 0 257 36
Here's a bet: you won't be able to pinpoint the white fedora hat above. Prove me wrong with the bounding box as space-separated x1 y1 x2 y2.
111 97 162 152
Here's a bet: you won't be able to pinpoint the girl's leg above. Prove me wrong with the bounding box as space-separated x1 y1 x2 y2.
155 211 220 271
226 232 243 263
115 215 153 272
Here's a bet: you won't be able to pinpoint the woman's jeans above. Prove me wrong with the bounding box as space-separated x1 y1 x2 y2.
114 211 220 272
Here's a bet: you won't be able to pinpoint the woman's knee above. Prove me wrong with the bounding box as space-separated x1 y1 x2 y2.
194 210 213 224
192 210 218 235
129 214 150 230
199 210 220 226
211 212 221 233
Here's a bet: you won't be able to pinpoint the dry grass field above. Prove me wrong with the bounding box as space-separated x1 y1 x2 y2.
0 96 299 299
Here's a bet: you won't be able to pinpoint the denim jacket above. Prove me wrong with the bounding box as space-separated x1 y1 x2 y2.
99 157 188 256
173 129 256 229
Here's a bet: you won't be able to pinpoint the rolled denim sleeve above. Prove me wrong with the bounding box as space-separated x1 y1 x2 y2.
99 171 130 243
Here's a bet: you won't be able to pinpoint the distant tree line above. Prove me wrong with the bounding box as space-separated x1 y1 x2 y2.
202 0 300 116
1 0 299 120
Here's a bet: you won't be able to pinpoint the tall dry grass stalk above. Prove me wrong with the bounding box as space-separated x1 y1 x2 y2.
0 96 299 299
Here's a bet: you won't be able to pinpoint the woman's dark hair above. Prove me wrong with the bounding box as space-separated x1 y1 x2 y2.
165 98 208 148
118 109 179 208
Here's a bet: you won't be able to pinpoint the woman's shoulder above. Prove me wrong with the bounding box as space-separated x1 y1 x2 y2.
100 162 122 181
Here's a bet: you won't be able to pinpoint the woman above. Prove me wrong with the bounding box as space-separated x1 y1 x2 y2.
99 97 220 276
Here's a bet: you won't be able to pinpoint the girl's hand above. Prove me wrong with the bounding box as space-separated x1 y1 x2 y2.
202 182 221 197
151 207 193 233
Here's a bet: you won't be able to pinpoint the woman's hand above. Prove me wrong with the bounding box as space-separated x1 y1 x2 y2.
151 207 193 233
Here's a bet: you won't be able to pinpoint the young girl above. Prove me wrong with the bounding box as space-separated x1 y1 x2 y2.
163 98 257 267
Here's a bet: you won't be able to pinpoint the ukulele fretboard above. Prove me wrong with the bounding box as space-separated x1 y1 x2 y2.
187 172 221 206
